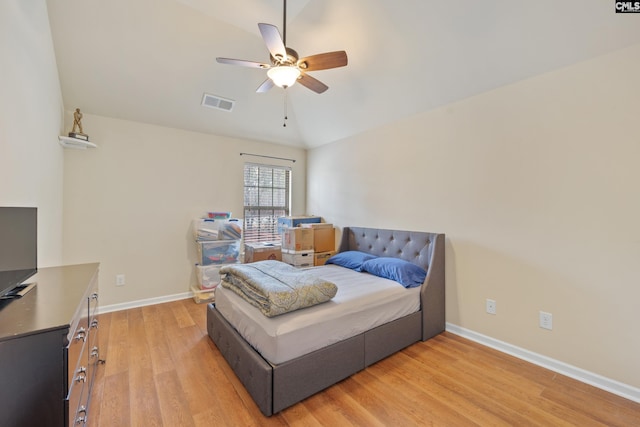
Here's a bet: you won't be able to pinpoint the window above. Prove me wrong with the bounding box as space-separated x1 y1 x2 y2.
243 163 291 243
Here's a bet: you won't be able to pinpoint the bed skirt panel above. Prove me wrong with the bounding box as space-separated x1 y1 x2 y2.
272 334 365 413
364 311 421 367
207 305 274 416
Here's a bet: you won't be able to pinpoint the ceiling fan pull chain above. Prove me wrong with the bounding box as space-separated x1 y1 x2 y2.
283 90 288 127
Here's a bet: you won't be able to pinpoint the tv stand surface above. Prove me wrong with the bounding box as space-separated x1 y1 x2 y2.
0 263 100 427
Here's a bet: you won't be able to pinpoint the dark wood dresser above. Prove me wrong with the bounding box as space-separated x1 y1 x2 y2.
0 263 100 427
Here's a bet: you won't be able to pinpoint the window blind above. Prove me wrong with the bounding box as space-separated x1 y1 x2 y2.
243 163 291 243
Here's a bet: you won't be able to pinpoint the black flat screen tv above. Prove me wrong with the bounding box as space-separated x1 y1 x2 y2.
0 207 37 300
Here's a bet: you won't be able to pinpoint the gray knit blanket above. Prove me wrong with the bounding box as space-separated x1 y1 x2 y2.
220 260 337 317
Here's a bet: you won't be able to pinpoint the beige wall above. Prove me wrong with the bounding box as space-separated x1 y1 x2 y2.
307 44 640 388
62 114 306 306
0 0 65 267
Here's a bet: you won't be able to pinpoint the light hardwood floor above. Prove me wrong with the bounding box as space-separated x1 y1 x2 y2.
88 299 640 426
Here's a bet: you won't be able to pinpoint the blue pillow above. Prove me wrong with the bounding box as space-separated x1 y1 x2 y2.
361 257 427 288
325 251 378 271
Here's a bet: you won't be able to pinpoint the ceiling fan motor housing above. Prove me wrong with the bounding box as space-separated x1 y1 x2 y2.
272 47 299 66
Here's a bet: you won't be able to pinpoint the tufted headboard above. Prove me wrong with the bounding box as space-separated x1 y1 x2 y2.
338 226 446 340
338 227 437 271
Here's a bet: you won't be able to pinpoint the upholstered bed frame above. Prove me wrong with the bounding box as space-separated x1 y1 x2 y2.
206 226 445 416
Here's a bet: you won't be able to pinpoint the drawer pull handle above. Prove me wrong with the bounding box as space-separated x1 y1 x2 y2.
75 367 87 383
75 328 86 342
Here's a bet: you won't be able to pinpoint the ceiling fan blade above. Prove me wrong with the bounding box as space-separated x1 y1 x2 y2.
298 72 328 94
298 51 348 71
256 78 275 93
216 57 270 69
258 23 287 62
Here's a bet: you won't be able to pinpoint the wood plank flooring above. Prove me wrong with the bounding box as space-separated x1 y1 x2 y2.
88 299 640 426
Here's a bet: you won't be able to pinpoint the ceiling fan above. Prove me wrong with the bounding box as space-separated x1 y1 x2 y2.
216 0 348 94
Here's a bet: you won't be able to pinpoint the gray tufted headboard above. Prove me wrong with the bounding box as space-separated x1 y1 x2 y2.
338 226 446 340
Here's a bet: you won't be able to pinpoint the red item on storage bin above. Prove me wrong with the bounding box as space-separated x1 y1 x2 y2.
206 211 231 219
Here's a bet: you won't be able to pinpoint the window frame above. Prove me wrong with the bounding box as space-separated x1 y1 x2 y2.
242 162 291 243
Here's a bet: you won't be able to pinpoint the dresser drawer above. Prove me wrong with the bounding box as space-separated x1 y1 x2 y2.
88 289 98 324
87 321 100 393
66 325 88 396
66 274 92 404
68 379 89 427
66 342 87 426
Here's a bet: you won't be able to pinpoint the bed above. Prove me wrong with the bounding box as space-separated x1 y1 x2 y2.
206 226 445 416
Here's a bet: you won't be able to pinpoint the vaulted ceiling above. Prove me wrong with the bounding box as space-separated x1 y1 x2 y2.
47 0 640 149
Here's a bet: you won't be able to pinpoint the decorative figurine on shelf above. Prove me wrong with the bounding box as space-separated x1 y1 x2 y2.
69 108 89 141
72 108 83 133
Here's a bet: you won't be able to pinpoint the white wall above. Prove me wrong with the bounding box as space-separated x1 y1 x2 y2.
62 114 307 306
307 44 640 389
0 0 65 267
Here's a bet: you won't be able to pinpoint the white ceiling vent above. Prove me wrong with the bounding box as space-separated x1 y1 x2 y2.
201 93 235 112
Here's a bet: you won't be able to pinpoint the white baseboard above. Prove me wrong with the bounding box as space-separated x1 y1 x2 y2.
446 323 640 404
99 291 192 314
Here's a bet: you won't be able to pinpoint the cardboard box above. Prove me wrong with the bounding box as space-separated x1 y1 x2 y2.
281 227 314 251
314 251 336 266
282 249 314 267
300 223 333 229
245 242 282 263
197 240 241 265
277 216 321 233
301 223 335 252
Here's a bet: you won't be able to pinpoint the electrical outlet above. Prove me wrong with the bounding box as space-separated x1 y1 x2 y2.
486 299 496 315
116 274 125 286
539 311 553 330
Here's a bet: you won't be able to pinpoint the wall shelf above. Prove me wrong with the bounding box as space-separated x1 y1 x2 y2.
58 135 97 149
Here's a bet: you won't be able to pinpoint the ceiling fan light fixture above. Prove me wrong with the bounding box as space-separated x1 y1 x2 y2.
267 65 300 88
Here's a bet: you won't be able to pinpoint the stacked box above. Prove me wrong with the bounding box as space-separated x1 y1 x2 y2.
281 227 314 251
192 218 243 241
195 263 228 289
282 249 314 268
191 284 216 304
245 242 282 263
301 223 335 252
314 251 336 266
277 216 321 233
218 219 243 240
192 219 220 240
197 240 241 265
190 213 241 300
